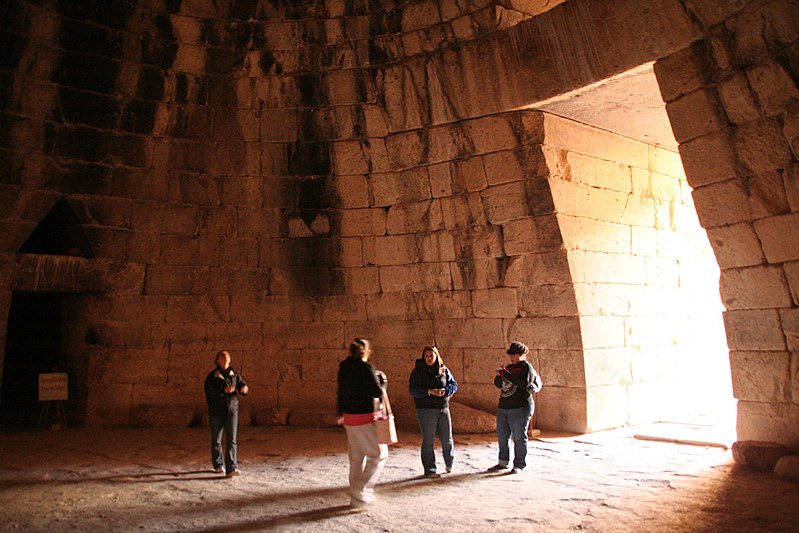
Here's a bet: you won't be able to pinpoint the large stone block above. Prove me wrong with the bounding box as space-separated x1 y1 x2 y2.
371 167 431 207
379 262 452 292
542 113 648 169
417 231 457 262
729 350 791 402
471 287 517 318
362 234 418 266
785 261 799 305
666 88 727 144
733 117 794 175
450 401 495 433
717 72 761 125
151 321 211 351
144 265 210 295
565 151 632 192
720 265 792 310
344 319 435 350
692 178 753 228
439 194 487 229
737 400 799 449
131 405 194 428
585 383 630 431
754 213 799 263
386 199 444 234
679 131 739 187
549 179 632 220
568 250 646 285
535 386 586 433
509 316 582 350
557 215 632 254
706 222 764 269
503 250 571 287
502 215 562 256
366 291 419 321
165 295 229 322
724 309 787 351
450 257 501 291
415 290 471 319
213 322 263 350
732 440 793 470
538 348 585 388
338 207 386 237
312 294 368 322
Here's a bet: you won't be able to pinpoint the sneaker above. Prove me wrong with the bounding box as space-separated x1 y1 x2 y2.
510 467 523 475
226 469 241 477
423 472 441 479
487 464 508 472
213 467 224 474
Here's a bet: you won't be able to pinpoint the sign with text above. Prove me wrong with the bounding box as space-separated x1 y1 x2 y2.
39 373 68 402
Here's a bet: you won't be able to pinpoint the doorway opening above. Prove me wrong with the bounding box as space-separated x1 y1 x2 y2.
529 63 735 443
1 292 63 429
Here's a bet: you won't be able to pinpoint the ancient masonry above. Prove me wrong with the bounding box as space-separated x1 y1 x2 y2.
0 0 798 460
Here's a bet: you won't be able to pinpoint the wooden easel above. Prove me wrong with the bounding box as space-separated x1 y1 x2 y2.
38 399 67 430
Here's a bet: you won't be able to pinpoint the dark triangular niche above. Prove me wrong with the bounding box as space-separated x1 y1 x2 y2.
18 198 92 258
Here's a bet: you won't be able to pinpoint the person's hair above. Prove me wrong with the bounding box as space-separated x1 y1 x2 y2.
215 350 230 363
421 345 444 376
349 338 370 359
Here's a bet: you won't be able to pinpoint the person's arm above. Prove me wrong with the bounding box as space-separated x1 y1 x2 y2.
500 364 532 389
444 368 458 397
493 374 504 388
236 373 249 396
408 369 429 398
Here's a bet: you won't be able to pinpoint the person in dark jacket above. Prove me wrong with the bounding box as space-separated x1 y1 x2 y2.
336 338 388 507
408 345 458 478
488 341 542 475
204 350 248 477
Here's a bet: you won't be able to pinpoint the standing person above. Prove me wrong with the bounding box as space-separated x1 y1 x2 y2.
408 345 458 478
204 350 249 477
336 338 389 508
488 341 542 474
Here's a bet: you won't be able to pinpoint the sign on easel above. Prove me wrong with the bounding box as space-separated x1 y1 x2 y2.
39 373 68 402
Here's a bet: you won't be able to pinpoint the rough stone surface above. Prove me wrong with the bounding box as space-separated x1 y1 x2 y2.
731 440 793 470
774 455 799 483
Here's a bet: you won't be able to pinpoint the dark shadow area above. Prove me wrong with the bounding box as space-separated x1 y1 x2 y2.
196 504 364 532
0 292 61 429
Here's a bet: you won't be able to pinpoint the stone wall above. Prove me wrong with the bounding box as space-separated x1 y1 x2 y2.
0 0 797 450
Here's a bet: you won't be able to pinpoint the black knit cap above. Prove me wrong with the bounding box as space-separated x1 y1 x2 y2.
506 341 529 355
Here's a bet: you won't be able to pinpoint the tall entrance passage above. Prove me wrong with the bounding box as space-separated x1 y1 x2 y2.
1 292 62 428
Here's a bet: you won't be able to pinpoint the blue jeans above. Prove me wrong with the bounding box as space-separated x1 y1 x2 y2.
415 408 454 474
210 412 238 473
496 403 533 469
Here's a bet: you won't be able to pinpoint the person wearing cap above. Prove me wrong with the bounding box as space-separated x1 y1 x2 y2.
487 341 542 474
336 338 389 507
408 345 459 478
204 350 249 477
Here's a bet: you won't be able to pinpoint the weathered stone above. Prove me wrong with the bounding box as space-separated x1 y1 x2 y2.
732 440 793 470
774 455 799 483
253 406 290 426
131 405 194 428
449 401 495 433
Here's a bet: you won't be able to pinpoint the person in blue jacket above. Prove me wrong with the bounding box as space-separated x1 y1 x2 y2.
488 341 542 475
408 345 458 478
204 350 248 477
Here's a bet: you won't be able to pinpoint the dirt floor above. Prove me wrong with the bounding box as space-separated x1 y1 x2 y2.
2 424 799 532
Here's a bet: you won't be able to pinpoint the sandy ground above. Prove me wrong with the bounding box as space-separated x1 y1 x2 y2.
1 425 799 532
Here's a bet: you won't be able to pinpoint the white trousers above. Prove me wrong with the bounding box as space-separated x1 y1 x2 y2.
344 423 388 503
